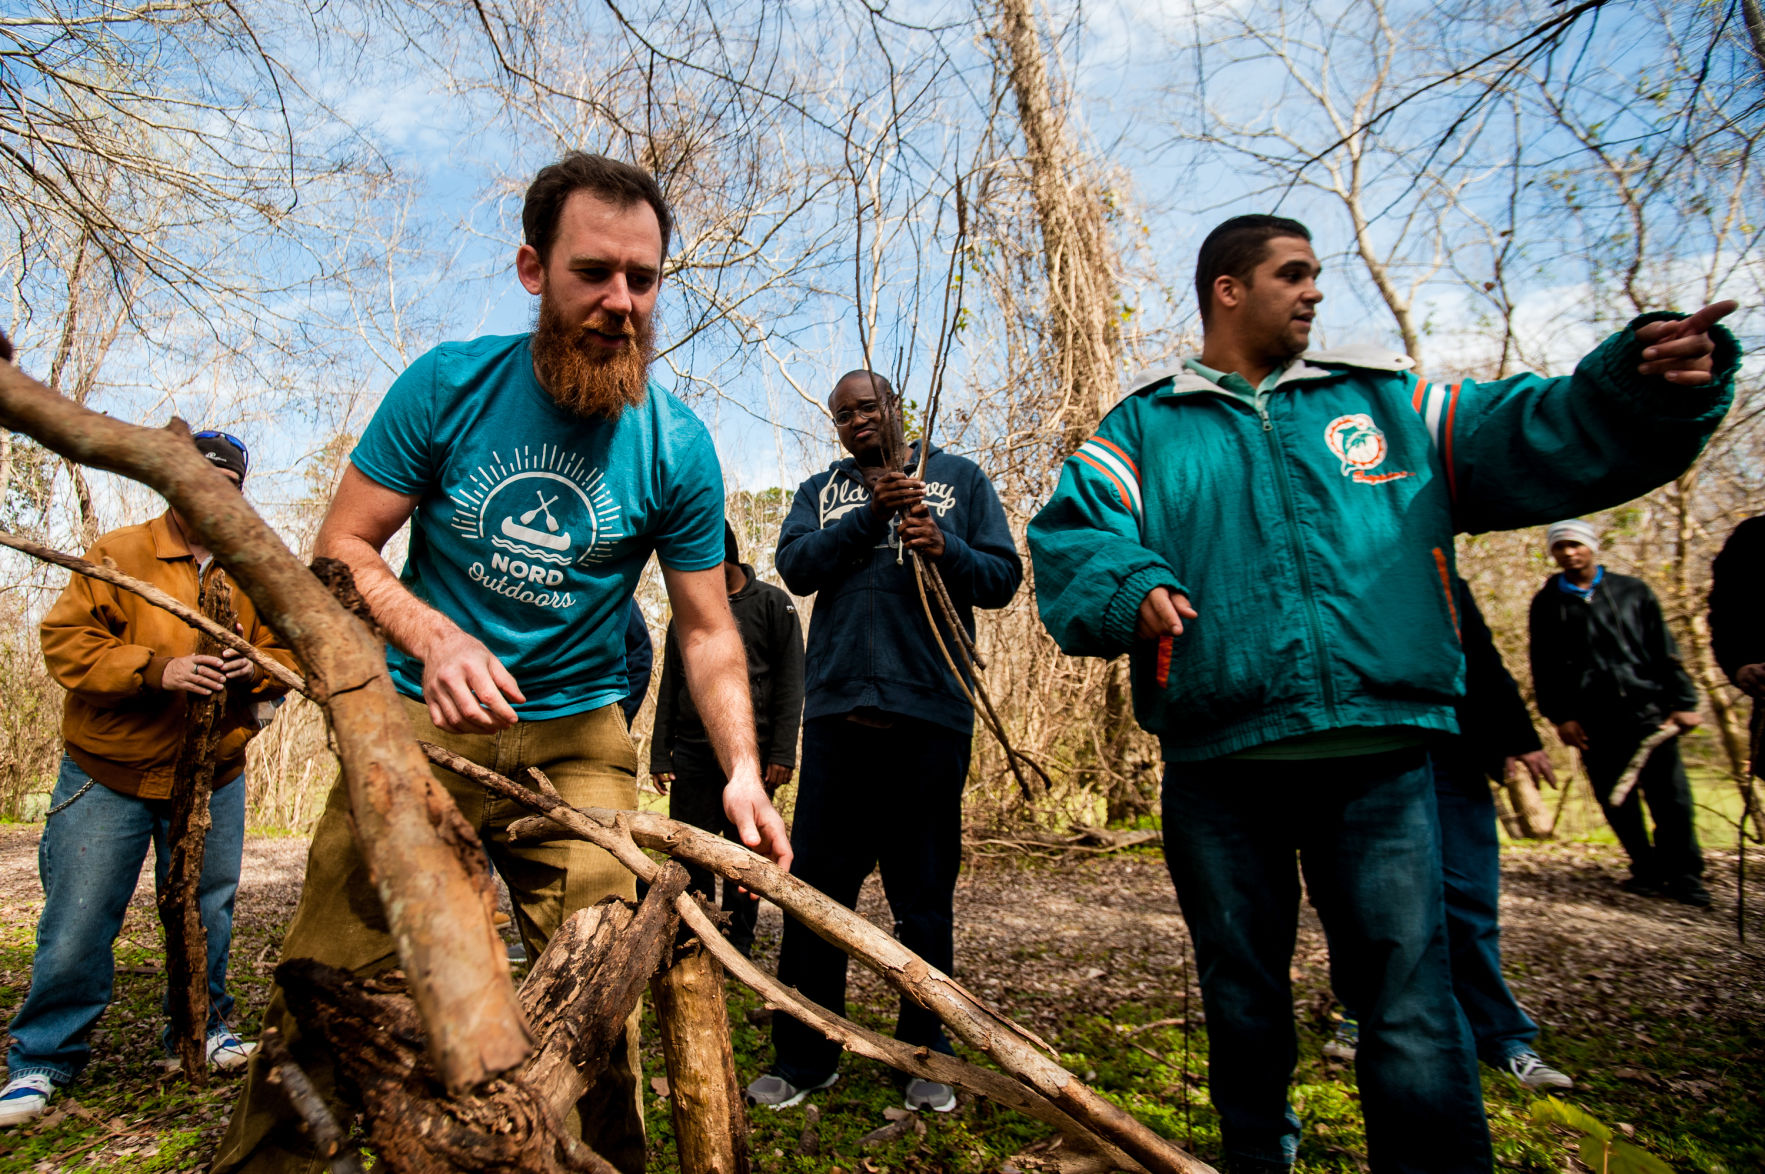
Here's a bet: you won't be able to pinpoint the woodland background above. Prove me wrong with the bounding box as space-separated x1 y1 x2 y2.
1 0 1763 847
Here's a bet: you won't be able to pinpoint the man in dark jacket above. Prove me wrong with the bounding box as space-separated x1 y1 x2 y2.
1709 515 1765 773
652 522 804 955
746 369 1022 1114
1329 578 1572 1091
1529 519 1708 905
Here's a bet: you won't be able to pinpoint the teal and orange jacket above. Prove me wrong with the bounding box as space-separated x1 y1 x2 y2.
1027 313 1739 762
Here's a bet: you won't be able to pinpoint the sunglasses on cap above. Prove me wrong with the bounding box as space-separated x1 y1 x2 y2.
192 429 249 467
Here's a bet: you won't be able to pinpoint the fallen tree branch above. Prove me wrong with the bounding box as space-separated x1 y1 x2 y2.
1609 725 1681 806
0 528 308 696
412 743 1213 1174
966 825 1163 857
0 366 530 1093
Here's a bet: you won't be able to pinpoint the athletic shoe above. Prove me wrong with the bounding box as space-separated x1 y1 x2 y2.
743 1071 836 1109
904 1077 957 1112
1322 1018 1359 1061
0 1074 54 1127
1503 1051 1574 1091
207 1031 257 1072
1619 876 1662 897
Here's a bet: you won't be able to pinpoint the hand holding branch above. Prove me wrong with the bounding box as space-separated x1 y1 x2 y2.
897 504 945 557
869 471 926 519
163 653 231 695
1505 749 1558 790
1634 300 1738 384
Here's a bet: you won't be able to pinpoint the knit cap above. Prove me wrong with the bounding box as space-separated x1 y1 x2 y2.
1545 519 1599 554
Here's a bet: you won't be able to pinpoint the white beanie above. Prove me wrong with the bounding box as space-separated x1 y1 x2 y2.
1545 519 1600 554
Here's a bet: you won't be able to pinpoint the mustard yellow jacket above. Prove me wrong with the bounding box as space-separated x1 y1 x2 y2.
39 510 300 799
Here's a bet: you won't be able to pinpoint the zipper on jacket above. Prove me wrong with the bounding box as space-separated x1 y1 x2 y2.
1255 386 1272 431
1263 408 1337 719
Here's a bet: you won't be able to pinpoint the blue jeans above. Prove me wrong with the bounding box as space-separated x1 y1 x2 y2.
1162 749 1491 1173
771 715 970 1086
6 755 245 1085
1432 758 1538 1065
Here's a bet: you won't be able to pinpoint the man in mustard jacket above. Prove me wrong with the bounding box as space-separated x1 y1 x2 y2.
1 432 297 1126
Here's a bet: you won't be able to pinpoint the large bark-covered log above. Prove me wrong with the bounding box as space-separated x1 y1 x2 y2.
520 863 688 1115
0 367 530 1092
652 940 749 1174
278 962 609 1174
275 867 689 1173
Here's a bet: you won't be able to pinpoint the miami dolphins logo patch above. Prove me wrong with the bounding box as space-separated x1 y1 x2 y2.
1323 414 1413 485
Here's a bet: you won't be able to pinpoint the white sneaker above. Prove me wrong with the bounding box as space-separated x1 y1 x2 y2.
1504 1051 1574 1091
207 1031 257 1072
0 1074 55 1127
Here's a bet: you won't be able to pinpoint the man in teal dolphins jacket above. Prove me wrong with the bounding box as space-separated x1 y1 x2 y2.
1027 214 1739 1174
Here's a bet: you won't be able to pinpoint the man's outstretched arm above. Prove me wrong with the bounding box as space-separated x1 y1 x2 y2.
315 462 525 733
661 562 792 869
1440 302 1741 534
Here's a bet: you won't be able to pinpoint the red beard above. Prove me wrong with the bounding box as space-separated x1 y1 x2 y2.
530 294 655 419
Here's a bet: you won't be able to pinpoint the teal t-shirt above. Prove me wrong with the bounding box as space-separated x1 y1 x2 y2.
351 333 725 719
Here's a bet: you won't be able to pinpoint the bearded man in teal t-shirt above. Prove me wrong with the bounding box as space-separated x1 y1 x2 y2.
215 153 791 1174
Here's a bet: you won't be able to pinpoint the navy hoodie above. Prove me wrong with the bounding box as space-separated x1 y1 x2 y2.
776 443 1021 733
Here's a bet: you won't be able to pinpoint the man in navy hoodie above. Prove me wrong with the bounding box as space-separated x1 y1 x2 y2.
746 369 1021 1113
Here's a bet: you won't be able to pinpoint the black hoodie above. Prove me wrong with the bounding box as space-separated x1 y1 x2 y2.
650 563 805 773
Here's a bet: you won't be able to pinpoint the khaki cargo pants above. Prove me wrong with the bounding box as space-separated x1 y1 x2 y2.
210 698 645 1173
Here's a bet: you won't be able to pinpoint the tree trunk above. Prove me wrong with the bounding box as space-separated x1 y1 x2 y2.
994 0 1122 455
159 569 236 1082
651 940 750 1174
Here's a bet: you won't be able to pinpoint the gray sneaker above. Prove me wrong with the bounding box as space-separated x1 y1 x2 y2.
1503 1051 1573 1091
903 1077 957 1112
744 1071 836 1109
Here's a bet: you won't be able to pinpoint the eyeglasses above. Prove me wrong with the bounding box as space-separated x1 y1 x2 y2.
833 401 883 428
193 429 250 472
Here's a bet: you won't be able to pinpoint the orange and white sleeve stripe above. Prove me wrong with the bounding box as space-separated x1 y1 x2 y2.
1410 376 1465 502
1071 435 1143 521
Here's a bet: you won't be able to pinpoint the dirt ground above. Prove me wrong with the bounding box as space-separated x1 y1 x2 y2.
0 825 1761 1171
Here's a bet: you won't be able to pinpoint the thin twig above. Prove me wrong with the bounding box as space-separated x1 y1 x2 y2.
0 528 307 695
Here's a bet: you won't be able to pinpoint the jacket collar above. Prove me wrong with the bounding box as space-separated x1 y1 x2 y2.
1127 345 1415 399
148 510 195 561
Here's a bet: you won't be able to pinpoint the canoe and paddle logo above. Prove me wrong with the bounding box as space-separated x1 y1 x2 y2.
1323 414 1413 485
446 446 625 610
